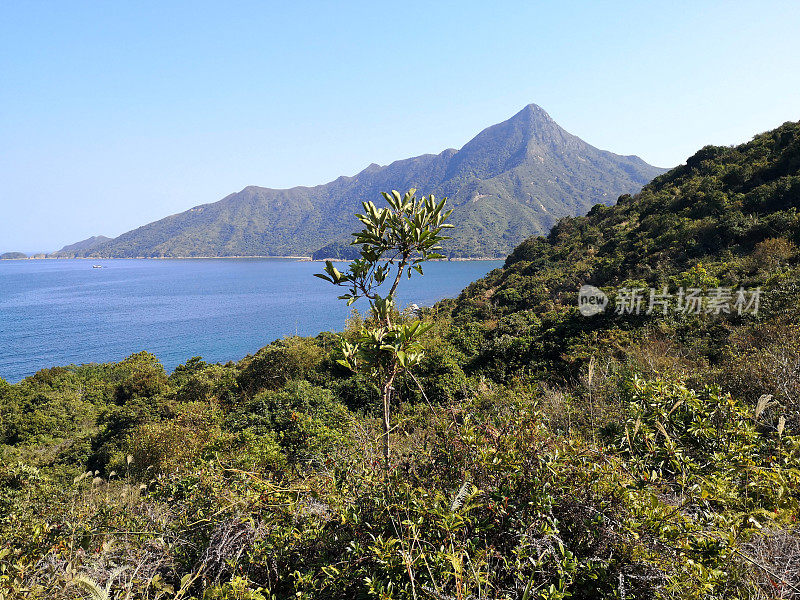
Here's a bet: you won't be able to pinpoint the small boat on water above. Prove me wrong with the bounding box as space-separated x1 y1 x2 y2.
92 265 103 269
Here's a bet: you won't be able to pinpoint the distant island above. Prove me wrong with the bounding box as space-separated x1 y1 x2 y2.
0 252 27 260
52 104 666 260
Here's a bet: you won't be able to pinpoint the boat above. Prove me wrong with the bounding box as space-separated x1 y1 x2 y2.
92 265 103 268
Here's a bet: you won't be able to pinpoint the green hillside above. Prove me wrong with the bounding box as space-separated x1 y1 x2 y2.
62 105 665 259
448 120 800 381
50 235 111 257
3 122 800 599
455 119 800 313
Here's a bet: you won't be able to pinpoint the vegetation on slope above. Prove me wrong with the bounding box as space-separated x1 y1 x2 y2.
2 122 800 599
450 120 800 383
50 236 112 258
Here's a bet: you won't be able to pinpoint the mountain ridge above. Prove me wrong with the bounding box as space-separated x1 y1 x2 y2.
58 104 667 259
51 235 111 257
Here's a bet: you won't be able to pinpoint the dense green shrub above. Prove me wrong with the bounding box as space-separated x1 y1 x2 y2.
226 381 352 467
112 351 169 403
236 337 324 398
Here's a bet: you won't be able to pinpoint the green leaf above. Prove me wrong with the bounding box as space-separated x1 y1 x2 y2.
180 573 192 590
336 358 354 370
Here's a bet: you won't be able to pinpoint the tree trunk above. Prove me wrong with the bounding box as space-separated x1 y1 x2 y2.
381 368 397 471
382 389 391 470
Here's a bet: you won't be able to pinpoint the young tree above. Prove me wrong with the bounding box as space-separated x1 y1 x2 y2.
316 189 453 468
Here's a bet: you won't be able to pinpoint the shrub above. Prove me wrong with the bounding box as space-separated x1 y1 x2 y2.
237 337 324 398
226 381 352 468
753 236 797 271
113 352 169 403
123 401 222 478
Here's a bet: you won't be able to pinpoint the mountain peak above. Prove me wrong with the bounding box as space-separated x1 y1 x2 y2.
516 103 554 121
444 103 576 180
504 103 563 139
360 162 383 175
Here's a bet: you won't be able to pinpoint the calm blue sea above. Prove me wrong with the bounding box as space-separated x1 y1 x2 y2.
0 258 502 383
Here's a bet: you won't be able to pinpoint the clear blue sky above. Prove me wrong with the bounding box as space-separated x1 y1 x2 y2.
1 1 798 253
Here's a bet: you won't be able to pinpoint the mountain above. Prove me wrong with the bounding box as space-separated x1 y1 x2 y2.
50 235 111 257
455 117 800 332
0 252 27 260
416 117 800 396
63 104 666 259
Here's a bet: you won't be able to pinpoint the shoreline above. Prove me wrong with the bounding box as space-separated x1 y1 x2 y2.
3 255 312 261
311 257 503 262
2 256 504 262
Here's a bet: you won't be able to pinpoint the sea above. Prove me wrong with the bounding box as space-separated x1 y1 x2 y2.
0 258 502 383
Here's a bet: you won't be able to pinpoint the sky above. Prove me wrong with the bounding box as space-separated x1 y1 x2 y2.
1 1 799 253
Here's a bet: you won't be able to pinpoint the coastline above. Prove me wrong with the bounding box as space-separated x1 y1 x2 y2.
310 258 502 262
4 255 313 261
3 256 504 262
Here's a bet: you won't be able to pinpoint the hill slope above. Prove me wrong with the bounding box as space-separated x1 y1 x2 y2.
449 119 800 380
461 119 800 304
50 235 111 257
65 104 665 259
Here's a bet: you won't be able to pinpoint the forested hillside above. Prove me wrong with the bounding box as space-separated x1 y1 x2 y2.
2 122 800 599
450 120 800 380
50 236 112 257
